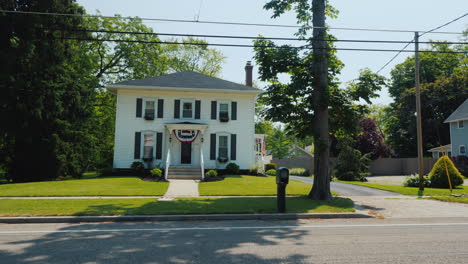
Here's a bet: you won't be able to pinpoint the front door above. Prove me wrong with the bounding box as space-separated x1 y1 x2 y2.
181 143 192 164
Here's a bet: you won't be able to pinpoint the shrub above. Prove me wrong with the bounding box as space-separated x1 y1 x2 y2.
266 169 276 176
289 168 309 176
205 170 218 178
265 163 277 171
249 165 259 176
403 174 431 187
130 161 145 176
150 168 162 178
225 162 240 174
334 138 371 181
98 167 113 176
429 156 464 188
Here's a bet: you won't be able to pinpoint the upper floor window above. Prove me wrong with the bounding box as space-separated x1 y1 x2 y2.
219 103 229 122
144 100 155 120
182 101 193 119
458 120 464 129
460 145 466 155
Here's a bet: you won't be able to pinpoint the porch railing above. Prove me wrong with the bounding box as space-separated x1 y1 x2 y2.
164 148 171 181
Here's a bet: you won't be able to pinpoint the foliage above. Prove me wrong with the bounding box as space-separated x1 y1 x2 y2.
289 168 310 176
429 156 464 188
451 155 468 177
403 174 431 187
150 168 162 178
0 0 97 182
225 162 240 175
205 170 218 178
265 126 296 159
255 120 274 135
355 118 393 159
334 138 371 181
266 169 277 176
130 162 145 176
386 43 467 157
265 163 277 171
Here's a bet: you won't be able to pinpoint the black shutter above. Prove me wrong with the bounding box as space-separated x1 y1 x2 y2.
136 98 142 118
156 132 163 159
231 102 237 120
231 134 237 160
210 133 216 160
157 99 164 118
195 100 201 119
134 132 141 159
211 101 217 120
174 100 180 119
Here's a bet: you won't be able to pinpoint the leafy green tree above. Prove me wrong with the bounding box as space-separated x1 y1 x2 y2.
0 0 96 181
386 43 467 157
266 127 295 159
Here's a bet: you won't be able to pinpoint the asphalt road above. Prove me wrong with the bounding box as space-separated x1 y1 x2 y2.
291 176 403 196
0 218 467 264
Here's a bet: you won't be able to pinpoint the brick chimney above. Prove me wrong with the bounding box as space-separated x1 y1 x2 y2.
245 61 253 87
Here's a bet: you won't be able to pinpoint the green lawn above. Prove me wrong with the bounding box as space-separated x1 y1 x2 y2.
0 197 354 216
200 175 338 196
336 180 468 196
429 196 468 204
0 176 169 196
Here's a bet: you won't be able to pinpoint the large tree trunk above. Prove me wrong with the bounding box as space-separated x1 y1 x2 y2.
309 0 333 201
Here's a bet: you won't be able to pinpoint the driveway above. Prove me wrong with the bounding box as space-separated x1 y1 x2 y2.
291 176 403 196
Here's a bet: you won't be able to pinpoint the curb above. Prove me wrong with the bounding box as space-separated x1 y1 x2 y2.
0 213 372 224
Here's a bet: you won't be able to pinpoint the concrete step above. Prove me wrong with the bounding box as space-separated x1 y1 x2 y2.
167 175 201 180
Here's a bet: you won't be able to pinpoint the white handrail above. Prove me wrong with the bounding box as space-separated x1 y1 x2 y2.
200 147 205 181
164 148 171 181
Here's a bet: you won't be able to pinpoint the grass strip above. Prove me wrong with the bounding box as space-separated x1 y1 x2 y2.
0 197 354 216
0 177 169 196
428 196 468 204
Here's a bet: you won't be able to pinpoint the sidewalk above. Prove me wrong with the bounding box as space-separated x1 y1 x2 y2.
163 179 199 197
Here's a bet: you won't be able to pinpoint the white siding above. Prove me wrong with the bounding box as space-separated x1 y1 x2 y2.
113 89 257 170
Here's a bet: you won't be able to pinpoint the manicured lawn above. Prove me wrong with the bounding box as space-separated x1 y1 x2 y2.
0 177 169 196
336 180 468 196
429 196 468 204
0 197 355 216
200 175 338 196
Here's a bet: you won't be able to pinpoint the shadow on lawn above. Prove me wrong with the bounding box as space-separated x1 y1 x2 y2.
74 197 354 216
0 218 315 263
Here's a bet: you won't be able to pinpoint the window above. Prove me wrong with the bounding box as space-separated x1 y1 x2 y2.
219 103 229 122
458 120 464 129
143 134 154 161
460 145 466 155
182 102 193 119
218 135 228 160
144 100 155 120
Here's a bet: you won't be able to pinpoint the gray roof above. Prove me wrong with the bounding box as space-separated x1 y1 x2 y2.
444 99 468 123
108 71 260 92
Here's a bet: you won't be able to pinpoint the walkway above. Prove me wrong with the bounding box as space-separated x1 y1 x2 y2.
291 176 403 196
163 179 199 198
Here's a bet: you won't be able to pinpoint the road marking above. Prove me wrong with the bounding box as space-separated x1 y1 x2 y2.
1 222 468 234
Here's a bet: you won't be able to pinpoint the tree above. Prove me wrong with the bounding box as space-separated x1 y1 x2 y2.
0 0 96 181
266 127 295 159
355 118 392 160
386 43 467 157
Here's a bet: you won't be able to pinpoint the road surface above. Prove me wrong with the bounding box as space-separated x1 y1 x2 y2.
0 218 467 264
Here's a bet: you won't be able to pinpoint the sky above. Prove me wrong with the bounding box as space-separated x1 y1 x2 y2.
77 0 467 105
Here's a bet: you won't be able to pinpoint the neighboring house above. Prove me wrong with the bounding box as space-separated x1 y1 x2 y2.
107 62 262 179
444 99 468 157
428 144 451 159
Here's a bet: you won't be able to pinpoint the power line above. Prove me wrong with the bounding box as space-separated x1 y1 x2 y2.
0 9 465 35
60 28 468 45
376 12 468 73
60 36 468 53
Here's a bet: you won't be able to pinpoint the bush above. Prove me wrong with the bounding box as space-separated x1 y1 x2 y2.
429 156 464 188
403 174 431 187
249 165 259 176
334 138 371 181
265 163 277 171
205 170 218 178
98 167 113 176
266 169 276 176
225 162 240 174
289 168 310 176
150 168 162 178
130 161 145 176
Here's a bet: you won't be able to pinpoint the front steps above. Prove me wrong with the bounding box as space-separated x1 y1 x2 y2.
167 166 202 180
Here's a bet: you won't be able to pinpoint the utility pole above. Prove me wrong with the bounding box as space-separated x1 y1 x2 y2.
414 32 424 191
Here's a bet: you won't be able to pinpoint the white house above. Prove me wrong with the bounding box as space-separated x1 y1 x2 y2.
107 62 262 179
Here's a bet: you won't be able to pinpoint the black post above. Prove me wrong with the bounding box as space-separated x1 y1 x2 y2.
277 183 286 213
